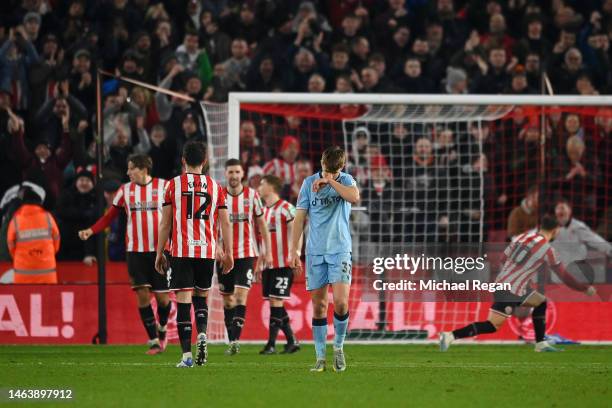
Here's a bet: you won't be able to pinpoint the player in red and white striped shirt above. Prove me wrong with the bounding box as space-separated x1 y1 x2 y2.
219 159 273 355
262 136 300 188
440 215 596 353
155 141 233 368
79 154 171 355
257 175 300 355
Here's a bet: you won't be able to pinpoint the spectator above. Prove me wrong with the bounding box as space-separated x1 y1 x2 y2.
68 49 94 108
553 136 600 219
514 14 551 62
550 47 586 94
7 182 60 283
382 25 410 72
443 66 468 94
0 26 41 113
524 52 542 90
334 74 354 93
263 136 300 189
480 13 515 58
220 38 250 90
199 14 231 65
507 186 539 239
361 154 397 243
326 43 351 91
473 46 513 94
454 154 497 242
553 199 612 270
246 56 282 92
55 169 97 264
349 36 371 72
12 105 73 207
505 67 537 94
148 124 175 180
397 57 434 93
331 12 364 46
575 73 599 95
307 73 326 93
286 158 313 203
29 34 64 117
403 137 447 242
175 29 213 86
284 47 319 92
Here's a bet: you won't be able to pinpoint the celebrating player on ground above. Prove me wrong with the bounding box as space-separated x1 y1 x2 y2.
258 175 300 355
290 146 360 372
440 215 596 352
219 159 273 355
155 141 233 368
79 154 171 355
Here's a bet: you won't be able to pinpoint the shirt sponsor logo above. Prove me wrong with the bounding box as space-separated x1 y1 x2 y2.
187 239 208 246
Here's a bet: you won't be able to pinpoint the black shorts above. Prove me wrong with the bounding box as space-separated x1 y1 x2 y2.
168 257 215 291
262 267 294 300
490 290 532 317
126 252 169 292
217 257 256 295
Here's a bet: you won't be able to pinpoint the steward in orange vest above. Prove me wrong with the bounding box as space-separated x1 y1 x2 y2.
7 182 60 283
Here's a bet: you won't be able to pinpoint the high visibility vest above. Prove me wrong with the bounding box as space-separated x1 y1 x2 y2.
7 204 60 284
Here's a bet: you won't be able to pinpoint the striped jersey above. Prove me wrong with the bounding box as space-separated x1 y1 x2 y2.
495 231 560 296
263 158 296 186
163 173 227 258
263 199 295 268
112 178 166 252
226 186 264 259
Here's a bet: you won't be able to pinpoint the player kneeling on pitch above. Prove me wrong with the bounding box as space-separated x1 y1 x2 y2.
440 215 596 352
155 141 234 368
257 175 301 355
218 159 273 355
79 154 171 355
290 147 360 372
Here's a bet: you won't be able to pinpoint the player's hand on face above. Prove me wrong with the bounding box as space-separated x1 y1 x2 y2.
312 178 329 192
155 253 169 275
78 228 93 241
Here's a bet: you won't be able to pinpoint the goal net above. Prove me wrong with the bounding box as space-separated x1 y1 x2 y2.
201 94 611 341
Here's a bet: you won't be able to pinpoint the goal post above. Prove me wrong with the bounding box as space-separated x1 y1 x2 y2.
202 93 611 342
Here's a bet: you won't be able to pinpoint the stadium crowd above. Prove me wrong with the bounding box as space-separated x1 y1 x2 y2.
0 0 611 266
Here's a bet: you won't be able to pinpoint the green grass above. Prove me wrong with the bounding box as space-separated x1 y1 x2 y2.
0 344 610 407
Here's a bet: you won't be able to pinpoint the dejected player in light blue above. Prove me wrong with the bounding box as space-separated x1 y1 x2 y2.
289 146 360 372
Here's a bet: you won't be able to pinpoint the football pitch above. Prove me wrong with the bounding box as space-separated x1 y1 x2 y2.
0 344 610 407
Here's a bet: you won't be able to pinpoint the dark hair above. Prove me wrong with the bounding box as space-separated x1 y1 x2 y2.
332 43 350 55
262 175 282 194
224 158 242 168
321 146 346 172
555 198 571 208
540 214 559 231
183 141 207 167
526 185 539 197
127 153 153 173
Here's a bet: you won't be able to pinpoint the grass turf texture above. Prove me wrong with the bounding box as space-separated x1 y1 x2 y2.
0 344 610 407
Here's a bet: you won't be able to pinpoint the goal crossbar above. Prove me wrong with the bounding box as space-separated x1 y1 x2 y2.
227 92 612 158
